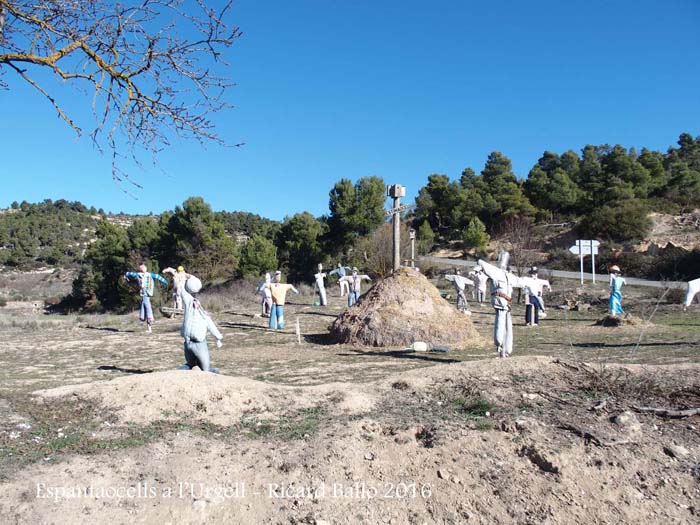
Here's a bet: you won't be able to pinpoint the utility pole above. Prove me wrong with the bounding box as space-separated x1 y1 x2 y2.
386 184 407 273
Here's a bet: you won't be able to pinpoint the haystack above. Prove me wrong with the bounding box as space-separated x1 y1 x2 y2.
329 267 484 347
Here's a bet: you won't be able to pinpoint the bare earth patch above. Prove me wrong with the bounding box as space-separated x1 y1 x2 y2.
1 280 699 523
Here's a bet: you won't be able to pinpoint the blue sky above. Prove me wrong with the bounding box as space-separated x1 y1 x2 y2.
1 0 699 220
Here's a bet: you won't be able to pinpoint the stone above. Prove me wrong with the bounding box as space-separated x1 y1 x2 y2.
611 411 641 433
663 444 689 459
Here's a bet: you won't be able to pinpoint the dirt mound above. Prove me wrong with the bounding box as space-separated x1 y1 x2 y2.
329 267 485 348
595 314 648 327
37 370 379 425
5 357 700 524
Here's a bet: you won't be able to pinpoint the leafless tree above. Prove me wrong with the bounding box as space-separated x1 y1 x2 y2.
355 222 411 278
495 216 541 276
0 0 240 186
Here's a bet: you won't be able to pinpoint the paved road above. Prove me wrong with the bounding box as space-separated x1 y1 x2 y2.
418 255 688 289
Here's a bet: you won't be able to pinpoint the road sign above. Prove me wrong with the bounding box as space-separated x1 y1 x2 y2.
569 245 598 255
385 203 412 216
569 240 601 284
569 240 599 255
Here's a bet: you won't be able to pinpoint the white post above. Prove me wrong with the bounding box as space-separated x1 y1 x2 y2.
410 236 415 267
393 195 401 272
591 240 596 284
579 241 584 285
295 318 301 345
409 228 416 268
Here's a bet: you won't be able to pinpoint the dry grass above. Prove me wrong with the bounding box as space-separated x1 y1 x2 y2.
199 277 260 313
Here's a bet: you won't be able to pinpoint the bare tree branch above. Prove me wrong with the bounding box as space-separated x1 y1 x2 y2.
0 0 241 185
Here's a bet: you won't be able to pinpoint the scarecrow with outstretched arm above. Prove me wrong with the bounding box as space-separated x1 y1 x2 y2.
313 263 328 306
444 269 474 315
176 275 223 373
163 266 191 310
124 264 169 333
478 252 524 358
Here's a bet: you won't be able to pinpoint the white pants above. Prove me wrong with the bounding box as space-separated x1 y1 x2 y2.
494 308 513 356
318 285 327 306
685 279 700 307
339 280 349 297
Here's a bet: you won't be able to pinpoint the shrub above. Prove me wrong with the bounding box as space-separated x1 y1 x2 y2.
578 200 652 242
664 287 686 305
462 217 490 254
238 235 278 277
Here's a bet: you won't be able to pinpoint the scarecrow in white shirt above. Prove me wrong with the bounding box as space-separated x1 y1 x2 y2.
478 252 525 358
444 269 473 315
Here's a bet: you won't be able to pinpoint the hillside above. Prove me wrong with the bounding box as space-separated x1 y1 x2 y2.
0 200 278 273
432 210 700 281
0 200 153 270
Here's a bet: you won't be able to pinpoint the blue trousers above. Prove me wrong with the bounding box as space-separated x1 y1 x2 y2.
348 291 360 307
525 294 542 324
139 295 153 323
178 340 218 373
269 304 285 329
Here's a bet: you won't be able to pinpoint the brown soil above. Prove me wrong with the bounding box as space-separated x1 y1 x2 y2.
38 370 379 426
643 210 700 251
330 268 485 348
1 279 700 524
2 358 699 524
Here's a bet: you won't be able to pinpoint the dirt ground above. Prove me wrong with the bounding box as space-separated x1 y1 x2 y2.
1 279 699 524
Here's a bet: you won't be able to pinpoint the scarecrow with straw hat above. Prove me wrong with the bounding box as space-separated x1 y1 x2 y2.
163 265 191 310
608 265 626 316
478 251 525 358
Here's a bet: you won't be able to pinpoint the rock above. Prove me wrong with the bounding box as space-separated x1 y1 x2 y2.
521 393 540 401
575 303 591 312
192 500 207 510
437 469 446 479
515 417 540 431
663 444 689 459
364 452 375 461
499 420 517 433
394 435 411 445
315 520 331 525
611 411 641 433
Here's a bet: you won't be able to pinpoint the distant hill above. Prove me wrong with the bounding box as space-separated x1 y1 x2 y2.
0 200 278 272
0 200 104 269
